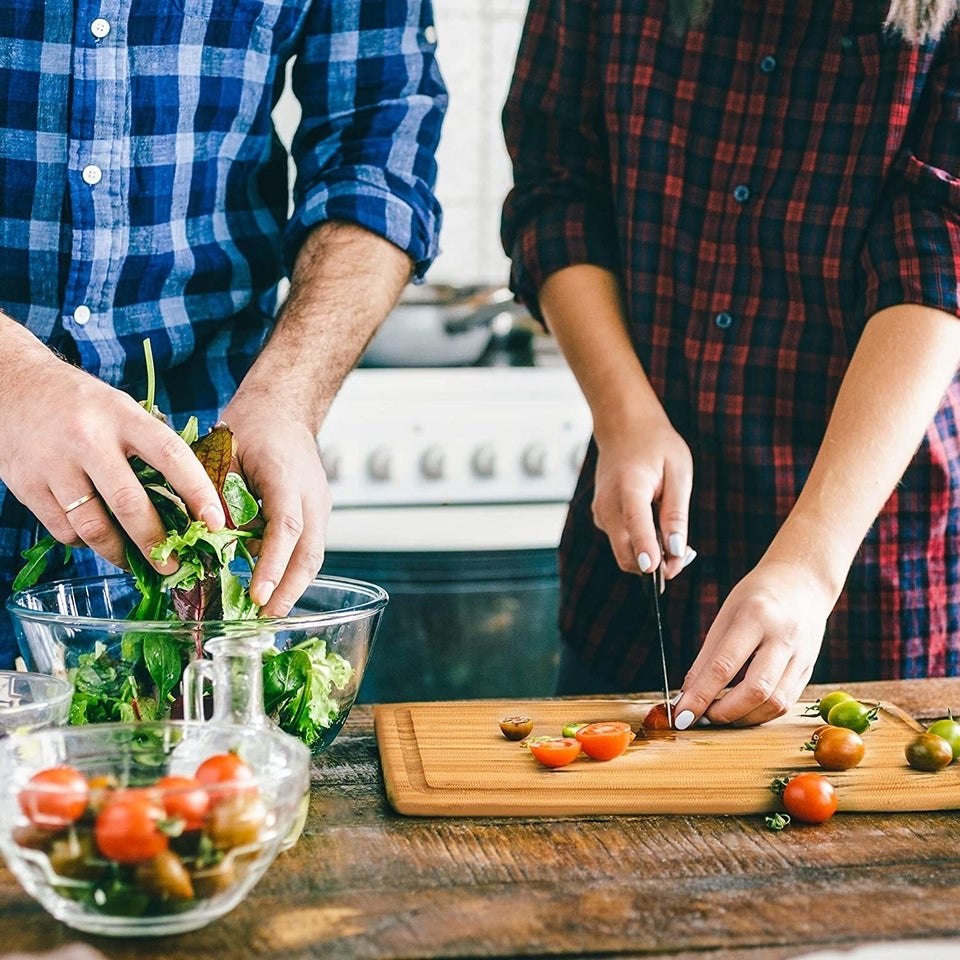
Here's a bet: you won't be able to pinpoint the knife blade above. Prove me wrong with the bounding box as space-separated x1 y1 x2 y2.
650 564 672 727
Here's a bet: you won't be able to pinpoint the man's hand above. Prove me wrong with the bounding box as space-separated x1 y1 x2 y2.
0 321 225 573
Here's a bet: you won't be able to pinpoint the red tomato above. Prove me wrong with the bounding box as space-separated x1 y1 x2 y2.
155 775 210 831
575 721 635 761
527 737 582 768
18 766 89 829
94 790 169 864
642 703 673 731
195 752 258 801
781 773 838 824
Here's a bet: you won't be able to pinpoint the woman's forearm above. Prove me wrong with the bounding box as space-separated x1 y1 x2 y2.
767 303 960 597
539 264 668 441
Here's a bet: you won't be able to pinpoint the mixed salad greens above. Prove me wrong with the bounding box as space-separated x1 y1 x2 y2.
14 341 353 748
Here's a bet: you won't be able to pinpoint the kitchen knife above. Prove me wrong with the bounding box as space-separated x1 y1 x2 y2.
651 564 672 727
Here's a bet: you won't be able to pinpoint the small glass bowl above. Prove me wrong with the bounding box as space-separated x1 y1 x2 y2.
0 670 73 737
0 720 309 937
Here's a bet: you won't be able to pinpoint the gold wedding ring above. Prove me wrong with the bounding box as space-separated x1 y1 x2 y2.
63 491 98 514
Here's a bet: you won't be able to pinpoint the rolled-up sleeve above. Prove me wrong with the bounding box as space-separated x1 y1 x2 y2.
284 0 446 279
500 0 618 320
862 27 960 320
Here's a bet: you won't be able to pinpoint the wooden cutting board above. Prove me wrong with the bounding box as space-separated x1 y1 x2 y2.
373 698 960 817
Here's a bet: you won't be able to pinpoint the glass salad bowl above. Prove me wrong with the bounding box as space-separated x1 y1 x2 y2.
0 670 74 737
0 718 309 936
7 573 388 752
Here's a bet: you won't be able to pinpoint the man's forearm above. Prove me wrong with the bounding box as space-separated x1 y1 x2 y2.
768 303 960 598
238 220 413 430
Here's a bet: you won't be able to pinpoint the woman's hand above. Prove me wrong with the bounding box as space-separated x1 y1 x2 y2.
592 408 695 582
0 328 225 573
671 557 835 728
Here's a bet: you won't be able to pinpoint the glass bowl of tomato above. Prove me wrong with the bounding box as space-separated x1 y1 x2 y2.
0 670 73 737
0 718 309 936
7 572 388 752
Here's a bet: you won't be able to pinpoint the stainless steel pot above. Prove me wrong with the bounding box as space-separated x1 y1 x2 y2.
360 285 524 368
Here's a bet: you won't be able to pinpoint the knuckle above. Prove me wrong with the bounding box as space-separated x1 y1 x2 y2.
72 513 114 546
744 677 776 703
705 654 739 686
270 511 305 541
109 483 147 516
765 692 789 717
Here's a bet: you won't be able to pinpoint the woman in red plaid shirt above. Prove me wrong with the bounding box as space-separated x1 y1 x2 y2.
502 0 960 726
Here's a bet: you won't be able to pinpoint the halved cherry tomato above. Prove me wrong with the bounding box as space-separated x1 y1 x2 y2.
18 766 89 829
527 737 582 768
94 789 169 864
642 703 672 731
498 716 534 741
575 721 634 761
156 775 210 831
781 773 838 824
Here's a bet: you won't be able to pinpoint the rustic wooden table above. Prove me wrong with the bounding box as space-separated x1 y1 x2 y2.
2 679 960 960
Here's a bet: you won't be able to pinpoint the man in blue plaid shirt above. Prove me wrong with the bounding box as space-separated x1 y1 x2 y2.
0 0 446 666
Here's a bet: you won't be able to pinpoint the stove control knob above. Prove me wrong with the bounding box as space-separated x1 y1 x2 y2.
471 444 496 478
420 445 445 480
521 443 548 477
367 447 393 482
320 448 342 483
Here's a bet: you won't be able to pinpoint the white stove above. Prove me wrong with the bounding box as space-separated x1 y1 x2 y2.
318 364 592 551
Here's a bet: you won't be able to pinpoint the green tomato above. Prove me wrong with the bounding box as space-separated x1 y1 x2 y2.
561 722 588 739
925 714 960 761
826 699 877 734
816 690 855 722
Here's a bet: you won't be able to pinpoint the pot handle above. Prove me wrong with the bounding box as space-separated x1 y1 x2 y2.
443 289 522 335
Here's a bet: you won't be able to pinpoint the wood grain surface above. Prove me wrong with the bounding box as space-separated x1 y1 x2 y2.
2 679 960 960
374 695 960 817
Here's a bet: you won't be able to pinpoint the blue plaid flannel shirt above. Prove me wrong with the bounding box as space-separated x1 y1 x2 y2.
0 0 446 666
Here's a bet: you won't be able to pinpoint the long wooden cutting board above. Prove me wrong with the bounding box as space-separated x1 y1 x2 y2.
373 698 960 817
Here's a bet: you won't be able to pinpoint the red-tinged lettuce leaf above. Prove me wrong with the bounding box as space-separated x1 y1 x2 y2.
191 425 236 528
172 571 223 622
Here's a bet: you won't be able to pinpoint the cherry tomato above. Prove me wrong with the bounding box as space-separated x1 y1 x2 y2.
810 726 864 771
826 699 877 734
527 737 582 768
575 721 635 761
905 732 953 772
134 849 195 900
498 716 534 741
925 713 960 761
156 775 210 831
195 751 257 800
815 691 855 722
781 773 838 824
205 793 268 850
561 722 588 739
94 790 169 864
642 703 673 731
18 766 89 829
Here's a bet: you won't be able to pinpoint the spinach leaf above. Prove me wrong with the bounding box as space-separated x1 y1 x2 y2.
142 633 183 706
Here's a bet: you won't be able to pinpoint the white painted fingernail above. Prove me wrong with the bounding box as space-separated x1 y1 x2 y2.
667 533 685 557
681 547 698 569
674 710 695 730
638 552 653 572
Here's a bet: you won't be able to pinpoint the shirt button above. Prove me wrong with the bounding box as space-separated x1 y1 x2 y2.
714 311 733 330
840 35 855 51
733 184 751 204
90 18 110 39
73 305 92 325
759 55 777 73
423 24 437 44
82 164 103 185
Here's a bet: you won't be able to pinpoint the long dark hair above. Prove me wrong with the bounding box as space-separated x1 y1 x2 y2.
668 0 959 43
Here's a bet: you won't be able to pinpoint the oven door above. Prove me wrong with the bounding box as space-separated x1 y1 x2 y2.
322 504 566 703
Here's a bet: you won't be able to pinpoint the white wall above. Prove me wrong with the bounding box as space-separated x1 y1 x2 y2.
272 1 526 290
429 0 526 287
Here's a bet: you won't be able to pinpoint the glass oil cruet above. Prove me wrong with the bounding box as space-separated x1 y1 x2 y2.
181 632 309 848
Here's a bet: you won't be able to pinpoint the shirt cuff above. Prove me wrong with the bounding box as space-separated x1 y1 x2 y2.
503 201 620 323
284 168 442 281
